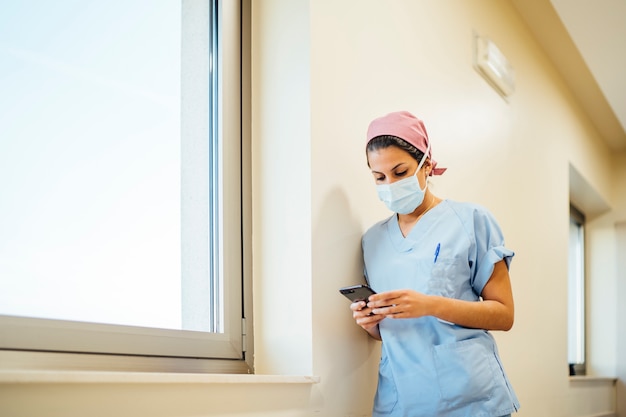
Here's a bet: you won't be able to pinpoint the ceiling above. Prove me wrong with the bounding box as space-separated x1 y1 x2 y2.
512 0 626 152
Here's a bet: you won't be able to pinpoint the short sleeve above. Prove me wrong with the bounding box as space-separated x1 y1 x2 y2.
470 206 514 295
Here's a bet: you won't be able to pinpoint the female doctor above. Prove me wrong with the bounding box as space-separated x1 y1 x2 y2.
351 111 520 417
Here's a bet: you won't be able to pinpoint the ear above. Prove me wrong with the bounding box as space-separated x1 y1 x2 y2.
423 159 432 176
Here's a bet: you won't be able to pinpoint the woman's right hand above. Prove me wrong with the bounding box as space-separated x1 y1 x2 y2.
350 301 384 338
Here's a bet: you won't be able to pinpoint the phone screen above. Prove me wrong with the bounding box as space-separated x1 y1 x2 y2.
339 284 376 303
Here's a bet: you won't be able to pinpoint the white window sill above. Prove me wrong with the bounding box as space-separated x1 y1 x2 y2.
569 375 617 384
0 370 321 385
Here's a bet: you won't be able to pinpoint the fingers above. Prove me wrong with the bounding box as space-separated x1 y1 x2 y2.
349 301 367 312
373 304 409 320
350 290 420 326
367 291 402 308
372 304 397 316
351 301 373 318
355 312 384 329
350 301 384 329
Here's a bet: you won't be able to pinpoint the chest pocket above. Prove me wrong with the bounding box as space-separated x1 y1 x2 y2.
427 257 465 298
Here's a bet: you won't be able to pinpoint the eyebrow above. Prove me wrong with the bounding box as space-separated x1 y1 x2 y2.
371 162 408 175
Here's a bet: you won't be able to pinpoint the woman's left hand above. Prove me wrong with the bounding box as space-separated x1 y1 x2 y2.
367 289 432 319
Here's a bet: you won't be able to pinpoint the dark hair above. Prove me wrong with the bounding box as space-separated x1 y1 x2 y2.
366 135 425 164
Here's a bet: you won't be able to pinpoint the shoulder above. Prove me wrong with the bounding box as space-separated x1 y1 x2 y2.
443 199 498 221
362 215 394 242
442 200 503 234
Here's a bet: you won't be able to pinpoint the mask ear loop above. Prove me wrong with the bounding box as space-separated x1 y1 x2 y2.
414 139 432 192
415 139 431 175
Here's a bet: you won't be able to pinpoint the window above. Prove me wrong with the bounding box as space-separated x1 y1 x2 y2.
568 204 586 375
0 0 250 373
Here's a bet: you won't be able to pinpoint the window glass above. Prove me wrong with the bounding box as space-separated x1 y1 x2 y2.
568 204 586 375
0 0 182 330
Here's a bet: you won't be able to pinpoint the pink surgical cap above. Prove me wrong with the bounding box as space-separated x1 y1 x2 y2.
366 111 447 176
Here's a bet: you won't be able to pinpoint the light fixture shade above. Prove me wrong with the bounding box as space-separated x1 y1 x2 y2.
474 34 515 97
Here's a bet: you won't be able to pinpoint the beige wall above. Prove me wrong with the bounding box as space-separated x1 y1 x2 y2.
1 1 623 416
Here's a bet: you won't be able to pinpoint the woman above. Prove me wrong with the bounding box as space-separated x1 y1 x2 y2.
352 111 520 417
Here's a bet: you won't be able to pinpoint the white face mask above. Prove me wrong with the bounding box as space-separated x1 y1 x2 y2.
376 142 430 215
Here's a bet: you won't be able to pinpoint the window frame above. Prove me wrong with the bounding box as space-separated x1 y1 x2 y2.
0 0 252 374
568 203 586 376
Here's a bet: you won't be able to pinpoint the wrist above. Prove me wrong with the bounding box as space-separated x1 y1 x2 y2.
426 294 443 318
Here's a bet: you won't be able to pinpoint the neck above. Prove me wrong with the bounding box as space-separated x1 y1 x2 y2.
399 193 438 224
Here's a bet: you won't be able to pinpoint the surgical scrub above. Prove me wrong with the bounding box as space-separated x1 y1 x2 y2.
362 199 520 417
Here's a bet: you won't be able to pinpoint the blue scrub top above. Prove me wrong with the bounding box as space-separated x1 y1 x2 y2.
362 199 520 417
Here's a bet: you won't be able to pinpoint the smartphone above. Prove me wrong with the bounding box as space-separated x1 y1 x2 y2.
339 284 377 303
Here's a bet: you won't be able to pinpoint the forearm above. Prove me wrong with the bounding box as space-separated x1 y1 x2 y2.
428 295 513 331
418 260 514 330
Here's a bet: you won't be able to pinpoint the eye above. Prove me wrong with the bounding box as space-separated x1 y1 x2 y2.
375 175 385 182
395 170 407 177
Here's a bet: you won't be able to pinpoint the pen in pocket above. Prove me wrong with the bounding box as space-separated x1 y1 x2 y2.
434 243 440 263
